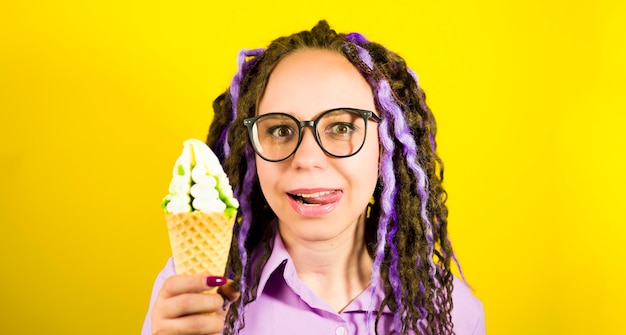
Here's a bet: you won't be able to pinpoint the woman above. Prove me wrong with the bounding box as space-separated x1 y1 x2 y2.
143 20 485 335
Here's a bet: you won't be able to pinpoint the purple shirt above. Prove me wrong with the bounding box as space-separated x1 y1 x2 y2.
142 235 485 334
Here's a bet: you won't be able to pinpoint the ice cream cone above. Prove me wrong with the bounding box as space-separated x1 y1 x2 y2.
162 139 239 294
166 211 235 277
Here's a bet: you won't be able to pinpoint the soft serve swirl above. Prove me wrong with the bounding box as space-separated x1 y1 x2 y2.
162 139 239 218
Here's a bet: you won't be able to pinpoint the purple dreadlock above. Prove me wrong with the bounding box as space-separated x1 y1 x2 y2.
217 48 265 158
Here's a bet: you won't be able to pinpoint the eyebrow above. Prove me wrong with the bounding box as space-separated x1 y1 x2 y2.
259 107 373 120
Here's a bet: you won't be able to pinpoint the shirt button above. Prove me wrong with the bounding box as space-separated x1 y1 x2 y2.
335 326 346 335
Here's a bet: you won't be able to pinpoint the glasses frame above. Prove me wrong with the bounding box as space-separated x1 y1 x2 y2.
243 107 381 162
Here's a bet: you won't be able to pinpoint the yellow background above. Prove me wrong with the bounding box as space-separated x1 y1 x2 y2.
1 0 624 333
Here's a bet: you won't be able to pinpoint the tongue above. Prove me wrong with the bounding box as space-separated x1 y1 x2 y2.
300 191 341 205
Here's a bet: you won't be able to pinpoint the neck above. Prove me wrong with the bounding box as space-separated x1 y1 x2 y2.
278 214 373 312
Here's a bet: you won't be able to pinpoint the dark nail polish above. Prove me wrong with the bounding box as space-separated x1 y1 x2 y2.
206 276 227 287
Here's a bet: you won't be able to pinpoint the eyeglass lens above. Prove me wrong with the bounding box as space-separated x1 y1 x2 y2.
249 109 368 161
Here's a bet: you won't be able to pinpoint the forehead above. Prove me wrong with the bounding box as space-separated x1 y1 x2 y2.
257 49 375 117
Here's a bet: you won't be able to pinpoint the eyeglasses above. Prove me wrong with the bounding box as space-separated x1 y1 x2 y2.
243 107 381 162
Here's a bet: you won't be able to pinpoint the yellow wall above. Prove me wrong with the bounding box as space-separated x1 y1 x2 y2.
1 1 624 333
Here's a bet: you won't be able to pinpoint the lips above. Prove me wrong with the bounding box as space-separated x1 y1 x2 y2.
286 189 342 216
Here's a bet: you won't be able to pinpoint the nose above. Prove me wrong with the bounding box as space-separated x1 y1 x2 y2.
290 125 326 168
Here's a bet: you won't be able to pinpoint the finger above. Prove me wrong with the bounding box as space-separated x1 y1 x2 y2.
155 312 225 335
160 275 227 299
161 292 225 318
217 280 241 309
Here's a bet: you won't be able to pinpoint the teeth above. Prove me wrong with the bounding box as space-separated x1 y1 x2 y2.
295 191 333 198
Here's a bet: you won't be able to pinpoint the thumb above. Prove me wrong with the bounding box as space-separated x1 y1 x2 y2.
217 280 241 312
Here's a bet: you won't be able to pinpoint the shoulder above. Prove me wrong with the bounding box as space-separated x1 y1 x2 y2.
451 276 486 335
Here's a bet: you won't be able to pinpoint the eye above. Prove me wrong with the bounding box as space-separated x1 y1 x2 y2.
268 125 294 138
328 122 356 136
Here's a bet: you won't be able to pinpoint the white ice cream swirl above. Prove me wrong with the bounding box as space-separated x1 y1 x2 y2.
162 139 239 217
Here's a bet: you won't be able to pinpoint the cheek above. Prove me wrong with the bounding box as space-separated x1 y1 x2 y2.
354 135 381 191
368 133 381 174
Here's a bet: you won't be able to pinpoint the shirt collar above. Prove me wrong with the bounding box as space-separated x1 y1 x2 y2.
254 232 290 295
252 231 392 314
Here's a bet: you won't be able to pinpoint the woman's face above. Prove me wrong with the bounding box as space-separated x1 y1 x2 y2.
255 49 380 246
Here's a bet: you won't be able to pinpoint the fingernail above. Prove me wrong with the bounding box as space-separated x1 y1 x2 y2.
206 276 227 287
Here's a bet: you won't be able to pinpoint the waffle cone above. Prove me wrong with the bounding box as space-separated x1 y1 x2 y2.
166 211 235 276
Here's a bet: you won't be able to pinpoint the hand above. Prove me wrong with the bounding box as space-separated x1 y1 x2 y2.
151 274 240 335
